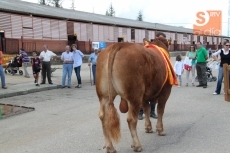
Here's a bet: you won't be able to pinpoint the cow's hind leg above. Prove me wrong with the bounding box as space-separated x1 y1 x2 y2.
99 96 119 153
156 84 172 136
142 102 153 133
127 100 142 152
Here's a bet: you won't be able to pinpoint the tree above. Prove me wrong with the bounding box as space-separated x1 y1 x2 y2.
70 0 75 10
137 10 143 21
49 0 63 8
105 10 109 16
105 3 115 17
38 0 47 5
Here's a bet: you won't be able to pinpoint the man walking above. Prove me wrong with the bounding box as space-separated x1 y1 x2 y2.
72 44 84 88
39 45 57 84
88 49 99 85
0 50 7 89
61 45 73 88
139 33 170 120
196 42 208 88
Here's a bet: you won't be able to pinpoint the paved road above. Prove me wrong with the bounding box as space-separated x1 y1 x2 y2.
1 59 230 153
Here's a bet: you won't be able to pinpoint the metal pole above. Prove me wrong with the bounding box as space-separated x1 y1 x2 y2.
89 65 92 86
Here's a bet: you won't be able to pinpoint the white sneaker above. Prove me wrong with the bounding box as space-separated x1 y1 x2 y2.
213 92 218 95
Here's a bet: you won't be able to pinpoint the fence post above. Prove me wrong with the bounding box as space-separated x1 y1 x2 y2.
223 64 230 102
89 39 91 54
21 36 23 50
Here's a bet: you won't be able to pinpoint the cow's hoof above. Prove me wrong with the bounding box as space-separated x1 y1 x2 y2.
106 148 116 153
132 145 142 152
156 128 166 136
158 132 166 136
104 146 116 153
145 128 153 133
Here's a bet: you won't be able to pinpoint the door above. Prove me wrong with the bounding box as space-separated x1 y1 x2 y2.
0 31 4 52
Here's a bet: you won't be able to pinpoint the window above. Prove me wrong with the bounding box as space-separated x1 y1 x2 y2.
145 30 149 39
131 29 135 40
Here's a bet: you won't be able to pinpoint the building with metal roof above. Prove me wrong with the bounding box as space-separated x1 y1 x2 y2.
0 0 228 54
0 0 193 33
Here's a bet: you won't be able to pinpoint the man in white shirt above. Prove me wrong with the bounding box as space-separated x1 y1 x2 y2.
61 45 73 88
39 44 57 84
71 44 84 88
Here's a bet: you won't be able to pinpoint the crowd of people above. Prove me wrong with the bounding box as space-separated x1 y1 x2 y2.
174 41 230 96
60 44 99 88
1 35 230 122
0 44 100 89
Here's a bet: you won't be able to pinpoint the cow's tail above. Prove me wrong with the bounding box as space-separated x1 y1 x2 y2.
104 44 122 143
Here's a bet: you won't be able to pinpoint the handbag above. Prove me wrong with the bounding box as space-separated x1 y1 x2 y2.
184 56 192 71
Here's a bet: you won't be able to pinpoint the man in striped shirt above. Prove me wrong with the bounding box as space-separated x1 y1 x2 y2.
19 48 30 78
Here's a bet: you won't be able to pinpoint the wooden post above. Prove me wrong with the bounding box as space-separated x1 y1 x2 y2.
223 64 230 102
89 39 91 54
21 36 24 49
75 36 78 50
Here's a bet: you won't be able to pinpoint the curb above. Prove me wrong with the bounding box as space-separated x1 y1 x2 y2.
0 85 62 99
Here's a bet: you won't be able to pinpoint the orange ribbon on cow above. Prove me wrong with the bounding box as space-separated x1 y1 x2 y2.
144 44 178 86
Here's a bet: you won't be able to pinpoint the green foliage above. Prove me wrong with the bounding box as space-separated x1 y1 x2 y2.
137 10 143 21
50 0 63 8
38 0 46 5
38 0 63 7
71 0 75 10
106 3 115 17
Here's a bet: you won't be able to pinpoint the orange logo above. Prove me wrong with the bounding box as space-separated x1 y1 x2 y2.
193 10 222 36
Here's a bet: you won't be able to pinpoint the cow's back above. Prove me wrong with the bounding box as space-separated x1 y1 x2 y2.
96 42 167 101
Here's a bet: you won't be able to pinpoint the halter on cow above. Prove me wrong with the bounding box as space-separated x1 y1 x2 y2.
96 37 177 153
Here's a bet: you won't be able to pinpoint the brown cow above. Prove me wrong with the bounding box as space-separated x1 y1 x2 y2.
96 37 173 153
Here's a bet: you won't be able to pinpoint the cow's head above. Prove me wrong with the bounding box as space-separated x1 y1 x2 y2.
151 37 169 52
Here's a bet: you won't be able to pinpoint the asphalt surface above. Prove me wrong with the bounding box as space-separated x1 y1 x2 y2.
1 58 230 153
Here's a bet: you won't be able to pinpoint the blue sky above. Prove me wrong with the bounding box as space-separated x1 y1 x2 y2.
22 0 229 36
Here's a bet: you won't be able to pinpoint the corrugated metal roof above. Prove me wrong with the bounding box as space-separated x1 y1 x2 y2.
0 0 208 34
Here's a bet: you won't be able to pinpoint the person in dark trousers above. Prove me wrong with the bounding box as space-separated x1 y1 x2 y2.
72 44 84 88
31 51 41 86
88 49 99 85
39 45 57 85
212 41 230 95
195 42 208 88
138 32 169 120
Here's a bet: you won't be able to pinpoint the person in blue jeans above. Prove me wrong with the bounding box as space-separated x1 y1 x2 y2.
88 49 99 85
0 50 7 89
212 41 230 95
72 44 84 88
61 45 73 88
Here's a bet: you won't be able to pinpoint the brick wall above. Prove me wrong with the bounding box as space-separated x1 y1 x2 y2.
20 39 68 55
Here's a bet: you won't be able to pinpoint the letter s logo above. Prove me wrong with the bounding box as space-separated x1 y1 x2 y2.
195 11 209 26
